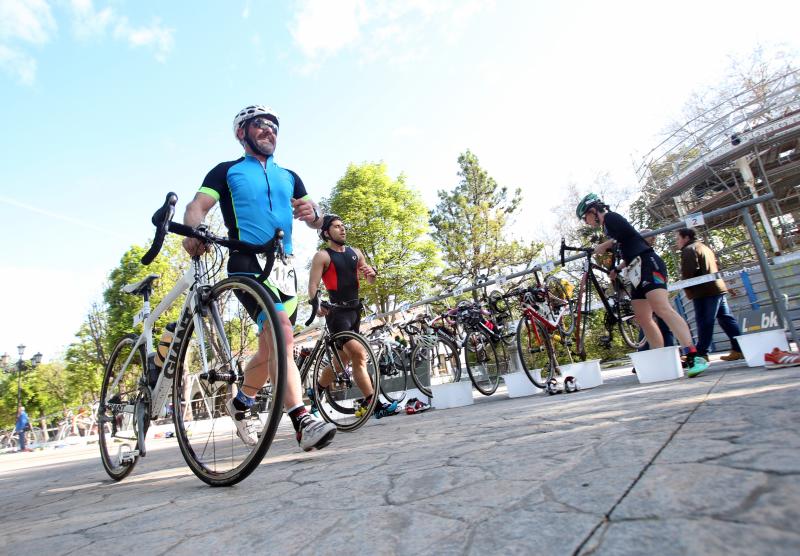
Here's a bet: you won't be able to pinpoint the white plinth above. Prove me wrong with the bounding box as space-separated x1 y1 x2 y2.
431 381 474 409
629 346 683 384
503 371 540 398
735 329 790 367
560 359 603 389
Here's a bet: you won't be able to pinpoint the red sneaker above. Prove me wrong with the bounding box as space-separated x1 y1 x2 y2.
764 347 800 369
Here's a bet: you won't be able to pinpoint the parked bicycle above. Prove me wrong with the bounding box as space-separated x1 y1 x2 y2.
97 192 287 486
560 239 644 357
401 312 462 398
452 300 510 395
366 321 409 404
299 294 380 432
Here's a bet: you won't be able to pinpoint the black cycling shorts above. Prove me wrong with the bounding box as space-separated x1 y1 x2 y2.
326 308 361 348
631 251 668 300
227 252 298 326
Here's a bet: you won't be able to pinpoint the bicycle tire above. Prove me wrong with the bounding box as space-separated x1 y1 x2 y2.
574 279 591 361
615 287 645 349
378 346 408 403
464 329 501 395
172 276 286 487
410 334 461 397
515 317 557 388
98 334 145 481
312 331 379 432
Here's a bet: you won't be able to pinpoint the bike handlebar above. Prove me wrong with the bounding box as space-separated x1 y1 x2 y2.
141 192 285 279
560 238 594 267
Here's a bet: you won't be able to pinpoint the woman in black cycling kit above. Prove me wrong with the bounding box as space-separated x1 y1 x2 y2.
575 193 708 376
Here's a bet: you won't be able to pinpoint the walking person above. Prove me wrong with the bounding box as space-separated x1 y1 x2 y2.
576 193 709 377
182 104 336 452
676 228 743 361
307 215 399 419
15 406 32 452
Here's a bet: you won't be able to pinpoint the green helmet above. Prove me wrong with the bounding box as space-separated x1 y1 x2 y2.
576 193 603 220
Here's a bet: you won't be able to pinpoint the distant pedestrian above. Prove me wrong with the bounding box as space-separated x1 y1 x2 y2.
15 406 32 453
676 228 743 361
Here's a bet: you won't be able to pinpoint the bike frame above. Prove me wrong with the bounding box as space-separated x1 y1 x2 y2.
105 259 231 423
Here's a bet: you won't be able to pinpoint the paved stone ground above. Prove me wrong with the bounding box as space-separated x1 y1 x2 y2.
1 359 798 555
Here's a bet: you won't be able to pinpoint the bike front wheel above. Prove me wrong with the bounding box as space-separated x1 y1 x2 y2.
98 334 145 481
516 317 558 388
464 329 502 395
172 276 286 487
311 331 379 432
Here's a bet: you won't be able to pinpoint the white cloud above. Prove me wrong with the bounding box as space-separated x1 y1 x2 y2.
68 1 174 63
113 16 174 63
69 0 113 38
289 0 493 69
0 0 56 44
0 0 56 84
290 0 367 60
0 44 37 84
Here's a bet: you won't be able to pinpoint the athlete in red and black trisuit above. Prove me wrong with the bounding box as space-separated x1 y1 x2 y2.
307 215 398 417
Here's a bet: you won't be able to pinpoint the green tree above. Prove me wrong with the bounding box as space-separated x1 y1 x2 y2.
323 162 440 314
430 150 541 298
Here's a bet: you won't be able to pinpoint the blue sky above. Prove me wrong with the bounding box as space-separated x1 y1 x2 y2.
1 0 799 361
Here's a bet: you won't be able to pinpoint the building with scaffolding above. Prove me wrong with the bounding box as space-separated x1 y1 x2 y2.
635 68 800 256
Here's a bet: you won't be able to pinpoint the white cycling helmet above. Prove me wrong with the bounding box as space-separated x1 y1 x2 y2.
232 105 280 139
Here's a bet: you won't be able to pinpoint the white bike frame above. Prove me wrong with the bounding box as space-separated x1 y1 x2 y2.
105 259 233 421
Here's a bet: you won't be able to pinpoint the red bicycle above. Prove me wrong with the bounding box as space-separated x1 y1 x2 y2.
511 268 575 389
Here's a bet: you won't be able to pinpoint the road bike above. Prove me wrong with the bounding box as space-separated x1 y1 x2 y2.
560 239 644 357
298 294 379 432
366 320 409 404
400 312 461 398
452 300 511 395
97 193 286 487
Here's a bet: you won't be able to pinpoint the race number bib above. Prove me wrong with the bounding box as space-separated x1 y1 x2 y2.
269 258 297 297
625 256 642 288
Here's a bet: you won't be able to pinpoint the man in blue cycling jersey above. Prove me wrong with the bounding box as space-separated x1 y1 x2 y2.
182 105 336 451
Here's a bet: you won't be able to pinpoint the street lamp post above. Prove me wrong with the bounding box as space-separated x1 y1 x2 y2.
1 344 43 411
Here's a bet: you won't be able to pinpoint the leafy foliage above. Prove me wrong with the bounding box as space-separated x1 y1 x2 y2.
430 150 542 298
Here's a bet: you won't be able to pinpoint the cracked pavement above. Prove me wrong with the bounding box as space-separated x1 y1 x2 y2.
1 361 798 555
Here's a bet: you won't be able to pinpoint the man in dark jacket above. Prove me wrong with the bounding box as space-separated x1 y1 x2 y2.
677 228 743 361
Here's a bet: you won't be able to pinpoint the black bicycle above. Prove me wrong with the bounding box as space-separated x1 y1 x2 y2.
560 239 644 358
297 294 379 432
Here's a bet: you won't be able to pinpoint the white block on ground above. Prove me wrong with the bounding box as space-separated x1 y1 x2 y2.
735 330 790 367
431 381 474 409
503 371 540 398
560 359 603 389
629 346 683 384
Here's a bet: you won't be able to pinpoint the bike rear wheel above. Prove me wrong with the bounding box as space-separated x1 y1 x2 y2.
410 334 461 397
615 287 645 349
378 346 408 403
464 329 502 395
172 276 286 487
98 334 144 481
311 331 379 432
516 317 558 388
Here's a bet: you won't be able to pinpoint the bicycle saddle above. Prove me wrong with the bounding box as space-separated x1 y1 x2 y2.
121 274 160 296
